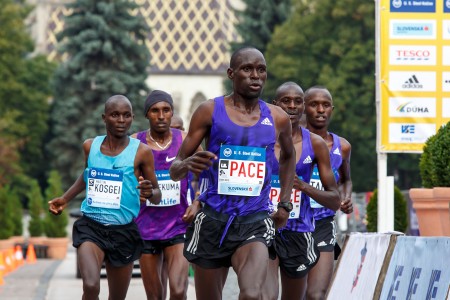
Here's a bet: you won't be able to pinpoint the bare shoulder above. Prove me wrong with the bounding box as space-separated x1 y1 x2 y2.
310 131 328 151
266 102 287 118
130 132 138 138
339 136 351 158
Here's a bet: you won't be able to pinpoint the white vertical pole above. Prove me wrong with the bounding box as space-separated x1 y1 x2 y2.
375 0 393 232
385 176 395 231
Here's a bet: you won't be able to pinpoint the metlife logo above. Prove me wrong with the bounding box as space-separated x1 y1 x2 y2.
389 45 436 65
389 123 436 143
443 20 450 39
390 0 436 13
443 46 450 65
390 20 436 39
389 71 436 91
389 97 436 118
443 72 450 92
443 98 450 118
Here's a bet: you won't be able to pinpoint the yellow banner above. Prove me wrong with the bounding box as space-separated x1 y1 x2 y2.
379 0 450 152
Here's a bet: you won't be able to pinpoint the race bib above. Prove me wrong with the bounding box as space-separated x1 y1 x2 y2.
86 167 123 209
309 165 339 208
147 170 181 207
218 145 266 196
269 175 301 219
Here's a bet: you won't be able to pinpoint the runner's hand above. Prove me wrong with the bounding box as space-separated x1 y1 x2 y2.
48 197 68 215
137 175 154 203
182 200 202 223
271 208 289 229
186 151 217 174
340 198 353 214
293 175 306 191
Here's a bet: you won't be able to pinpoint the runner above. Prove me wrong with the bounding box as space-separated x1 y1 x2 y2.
304 86 353 300
265 82 340 300
169 47 296 300
133 90 201 299
48 95 161 300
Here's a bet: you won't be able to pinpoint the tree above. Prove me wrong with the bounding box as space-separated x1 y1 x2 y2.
0 185 15 240
366 187 408 233
265 0 376 191
27 180 45 237
0 0 55 186
48 0 151 187
44 171 68 238
225 0 291 94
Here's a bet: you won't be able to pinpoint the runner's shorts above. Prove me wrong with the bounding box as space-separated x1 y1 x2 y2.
183 204 275 269
72 216 143 267
275 230 319 278
312 216 337 252
142 234 186 255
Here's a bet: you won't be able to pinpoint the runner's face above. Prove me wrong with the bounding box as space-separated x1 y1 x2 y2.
103 100 134 137
274 86 304 127
170 118 184 131
305 90 334 129
146 101 173 134
231 49 267 99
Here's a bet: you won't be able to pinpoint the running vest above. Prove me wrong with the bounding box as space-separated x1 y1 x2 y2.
81 135 140 225
274 128 316 232
199 96 276 216
135 128 189 240
310 132 342 220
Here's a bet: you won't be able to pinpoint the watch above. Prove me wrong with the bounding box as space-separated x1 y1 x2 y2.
277 201 293 213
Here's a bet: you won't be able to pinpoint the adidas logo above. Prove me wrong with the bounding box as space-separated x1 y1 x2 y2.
296 264 306 272
402 75 423 89
247 235 256 240
317 241 327 247
261 117 273 126
303 156 312 164
333 148 341 156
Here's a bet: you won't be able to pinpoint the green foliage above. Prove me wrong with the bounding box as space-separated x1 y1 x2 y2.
27 180 44 237
366 186 408 233
48 0 151 187
0 185 15 239
0 0 55 187
419 122 450 188
264 0 421 191
10 189 23 236
44 171 68 237
225 0 291 94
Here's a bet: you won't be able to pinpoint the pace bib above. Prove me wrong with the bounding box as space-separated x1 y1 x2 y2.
86 167 123 209
269 175 302 219
218 145 266 196
147 170 181 207
309 165 339 208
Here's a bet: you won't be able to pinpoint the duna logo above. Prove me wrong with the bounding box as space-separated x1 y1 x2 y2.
392 0 402 8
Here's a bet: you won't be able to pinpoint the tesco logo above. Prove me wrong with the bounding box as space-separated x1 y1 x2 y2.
389 45 436 65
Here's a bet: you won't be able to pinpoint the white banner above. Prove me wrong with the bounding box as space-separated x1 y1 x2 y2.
327 233 393 300
380 236 450 300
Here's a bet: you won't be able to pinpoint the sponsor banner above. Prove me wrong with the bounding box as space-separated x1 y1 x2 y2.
389 45 436 65
390 0 436 13
327 233 393 300
443 72 450 92
443 20 450 39
388 71 436 91
389 97 436 118
443 46 450 65
390 19 436 39
389 123 436 143
445 0 450 12
443 98 450 117
380 236 450 300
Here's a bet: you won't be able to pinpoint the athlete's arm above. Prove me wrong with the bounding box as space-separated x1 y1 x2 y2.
136 142 161 204
338 137 353 214
170 100 216 181
300 133 340 211
270 105 295 228
48 139 92 215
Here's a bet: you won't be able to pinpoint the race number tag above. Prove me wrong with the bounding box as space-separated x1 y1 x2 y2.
147 170 180 207
86 167 123 209
309 165 339 208
269 175 301 219
218 145 266 196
